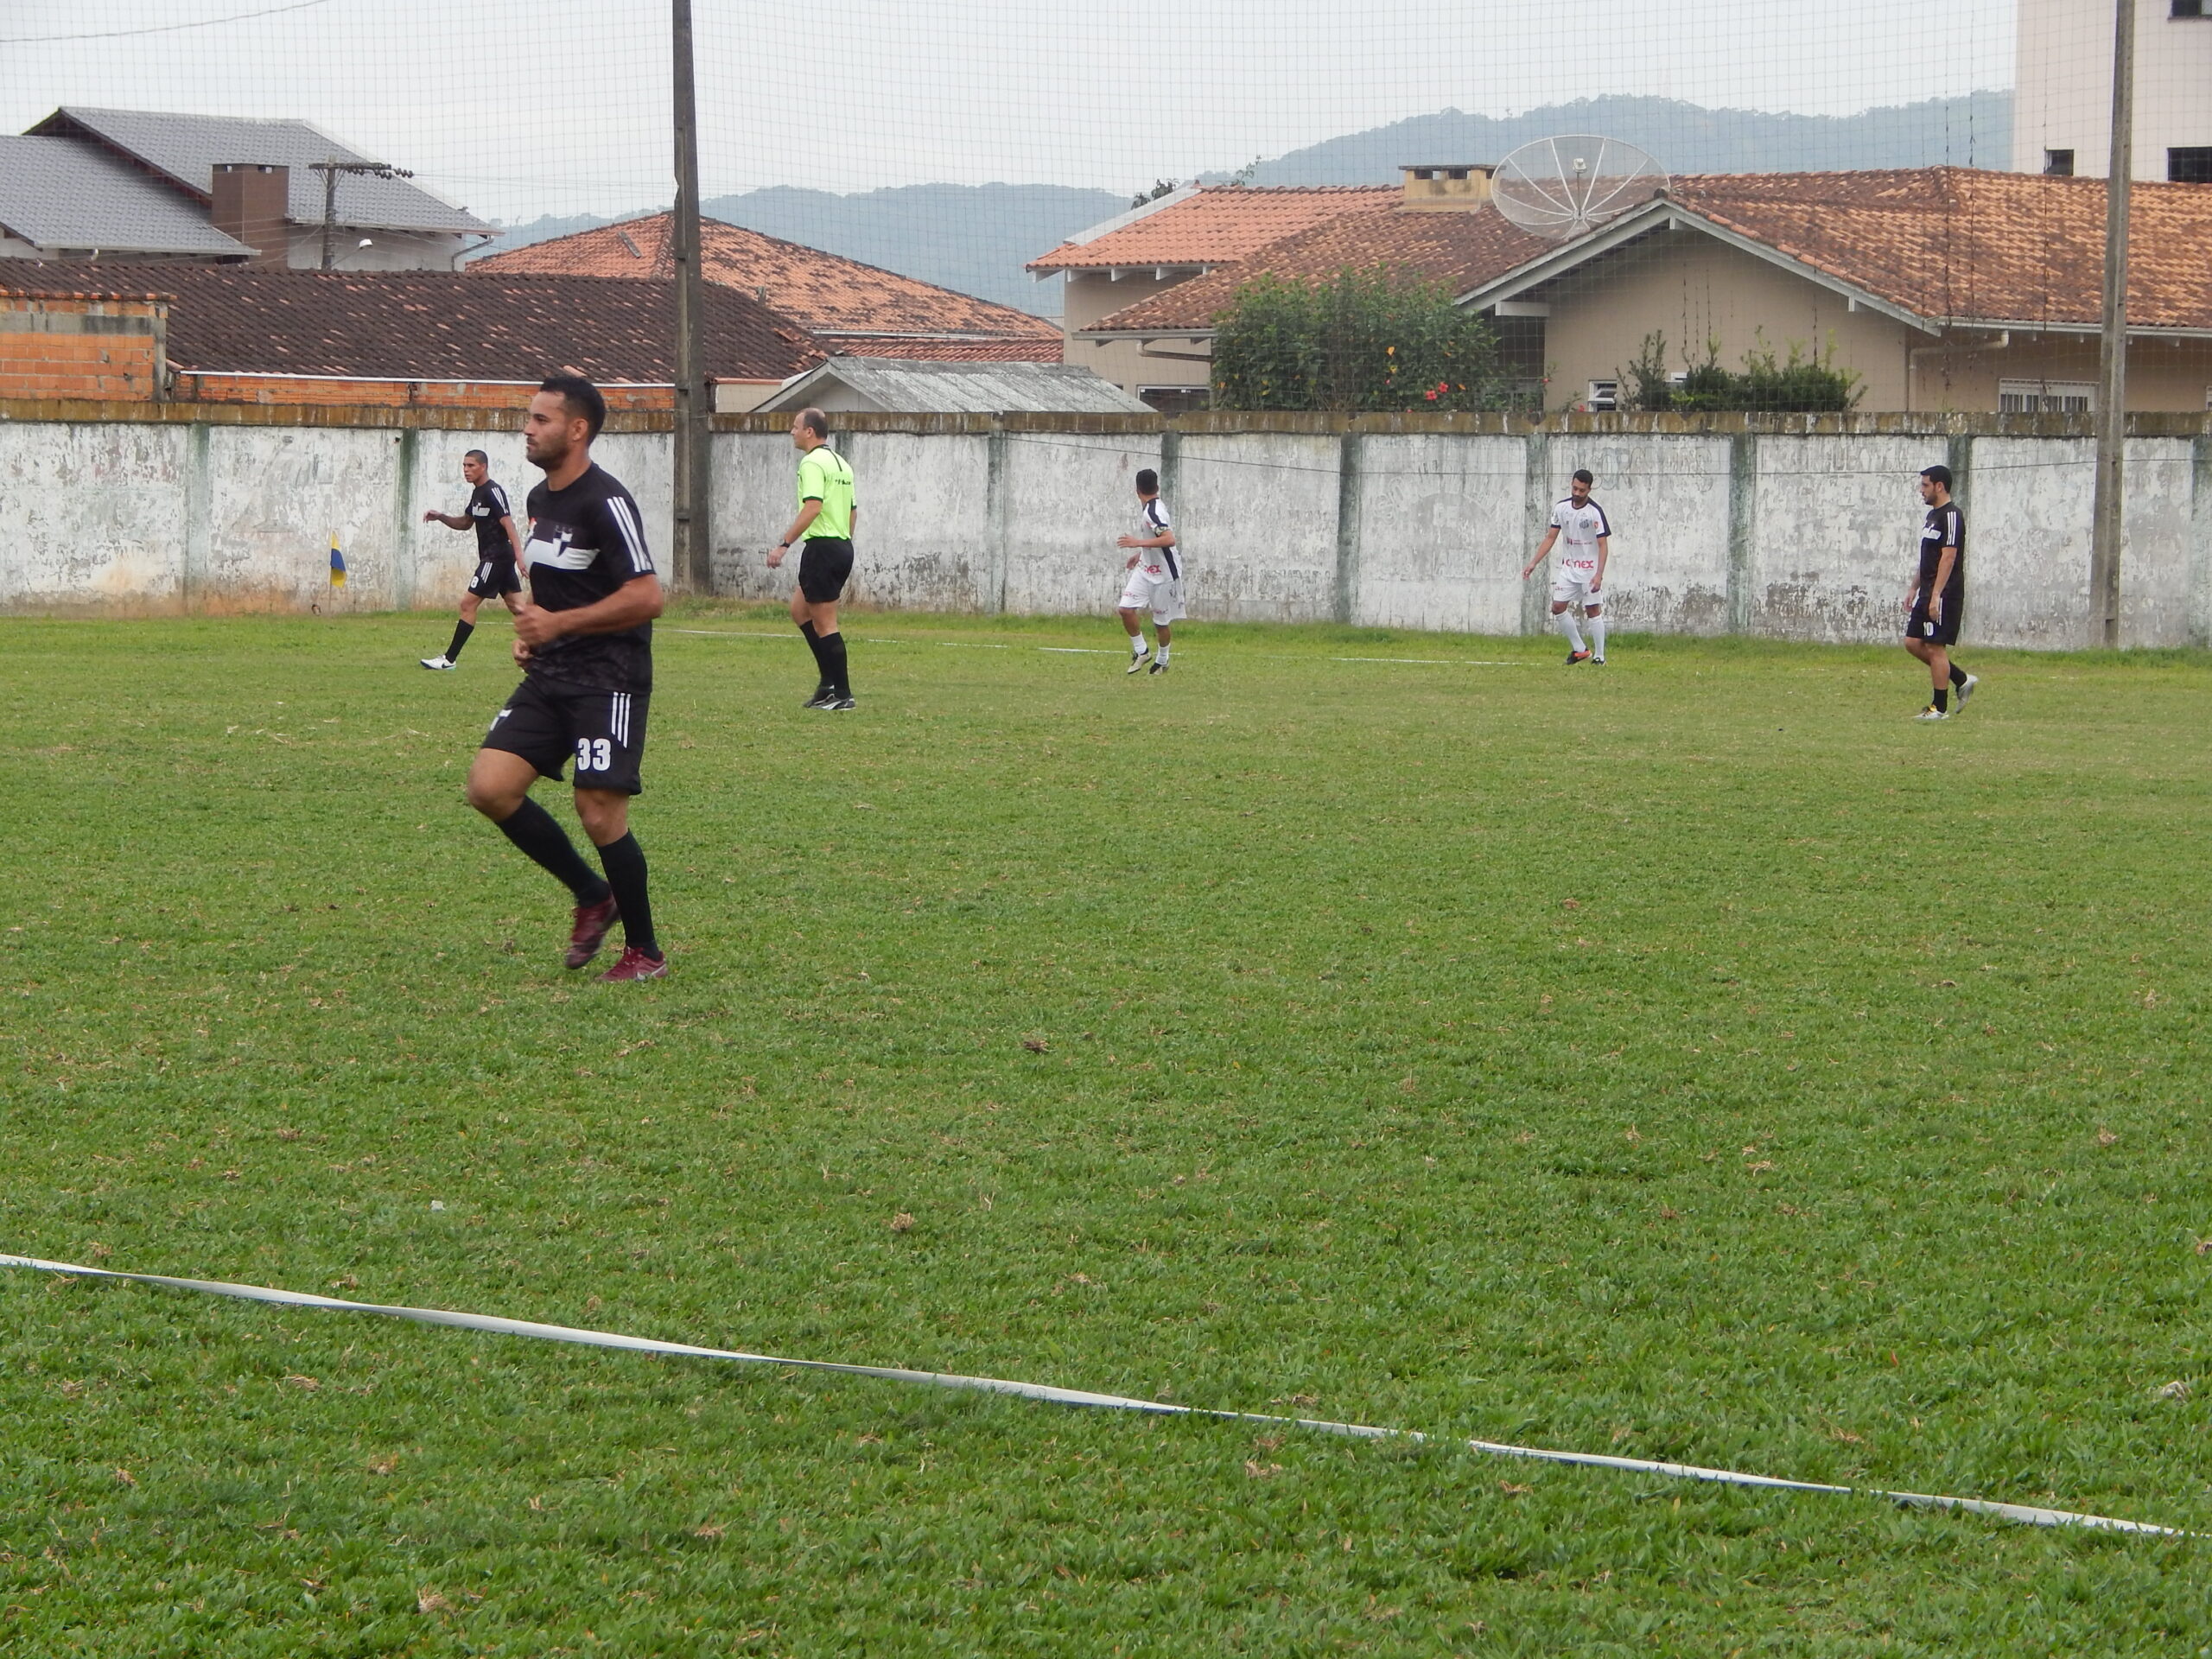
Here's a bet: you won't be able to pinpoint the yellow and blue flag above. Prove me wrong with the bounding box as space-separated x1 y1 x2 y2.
328 535 346 589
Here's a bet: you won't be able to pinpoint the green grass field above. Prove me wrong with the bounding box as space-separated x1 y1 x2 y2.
1 606 2207 1656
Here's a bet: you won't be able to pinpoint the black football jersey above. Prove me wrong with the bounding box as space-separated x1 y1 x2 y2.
467 480 515 557
521 463 655 692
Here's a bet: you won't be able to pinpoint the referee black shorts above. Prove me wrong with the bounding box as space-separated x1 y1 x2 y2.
481 676 649 796
798 537 855 604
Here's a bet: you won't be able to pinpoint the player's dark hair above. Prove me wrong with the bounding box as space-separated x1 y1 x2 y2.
1135 468 1160 494
1572 467 1593 486
1921 463 1954 489
540 374 606 441
797 406 830 439
463 448 489 466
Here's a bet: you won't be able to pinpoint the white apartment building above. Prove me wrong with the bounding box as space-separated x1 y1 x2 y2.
2014 0 2212 180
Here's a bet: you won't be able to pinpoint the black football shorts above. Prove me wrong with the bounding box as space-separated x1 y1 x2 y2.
467 557 523 600
1906 594 1962 648
482 676 648 795
798 537 855 603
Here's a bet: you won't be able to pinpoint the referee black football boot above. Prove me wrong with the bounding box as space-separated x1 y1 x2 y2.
802 683 835 709
820 694 858 712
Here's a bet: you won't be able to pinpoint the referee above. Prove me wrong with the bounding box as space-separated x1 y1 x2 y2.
766 407 857 711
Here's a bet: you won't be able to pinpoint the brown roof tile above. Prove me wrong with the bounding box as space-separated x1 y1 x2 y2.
1027 186 1398 273
0 264 822 382
474 213 1059 353
1664 168 2212 330
1085 199 1551 333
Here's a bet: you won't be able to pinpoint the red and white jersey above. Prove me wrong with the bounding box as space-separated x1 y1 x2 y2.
1549 496 1611 579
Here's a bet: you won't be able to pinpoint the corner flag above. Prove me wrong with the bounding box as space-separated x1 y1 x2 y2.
328 536 346 589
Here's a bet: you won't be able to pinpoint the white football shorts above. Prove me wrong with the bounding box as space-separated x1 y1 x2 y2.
1118 569 1186 625
1551 571 1603 610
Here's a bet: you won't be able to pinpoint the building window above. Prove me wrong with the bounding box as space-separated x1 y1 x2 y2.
1999 378 2094 414
1585 378 1619 411
1138 385 1209 416
2044 149 2075 176
2170 147 2212 181
2175 0 2205 18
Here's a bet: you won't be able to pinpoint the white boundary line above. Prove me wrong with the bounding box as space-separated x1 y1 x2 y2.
664 629 1529 667
0 1254 2182 1539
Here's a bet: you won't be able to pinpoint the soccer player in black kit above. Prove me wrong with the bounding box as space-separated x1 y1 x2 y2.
464 375 668 980
1904 463 1977 721
420 448 524 669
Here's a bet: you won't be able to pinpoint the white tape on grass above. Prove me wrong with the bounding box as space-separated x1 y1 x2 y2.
1 1252 2178 1540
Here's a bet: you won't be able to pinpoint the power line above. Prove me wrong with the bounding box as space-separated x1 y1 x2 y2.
0 0 334 46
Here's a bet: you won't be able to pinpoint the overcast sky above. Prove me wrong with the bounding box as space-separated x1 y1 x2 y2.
2 0 2018 223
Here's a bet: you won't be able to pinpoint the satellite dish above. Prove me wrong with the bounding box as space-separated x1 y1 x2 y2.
1491 136 1668 240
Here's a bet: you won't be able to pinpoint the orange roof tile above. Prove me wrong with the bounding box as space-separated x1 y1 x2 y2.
1084 198 1551 334
474 213 1059 353
1027 186 1399 273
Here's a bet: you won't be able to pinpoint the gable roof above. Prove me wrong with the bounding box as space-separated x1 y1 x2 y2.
473 213 1062 359
1084 196 1552 334
27 107 488 236
1027 185 1399 274
760 355 1153 414
0 136 252 257
0 264 821 384
1465 168 2212 336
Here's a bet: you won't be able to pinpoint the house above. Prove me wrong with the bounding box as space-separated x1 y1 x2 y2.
0 264 820 409
8 108 490 270
1025 185 1402 409
473 213 1062 384
754 356 1151 416
1074 163 2212 415
2015 0 2212 180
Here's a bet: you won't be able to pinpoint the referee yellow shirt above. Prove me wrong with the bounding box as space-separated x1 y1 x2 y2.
797 446 855 540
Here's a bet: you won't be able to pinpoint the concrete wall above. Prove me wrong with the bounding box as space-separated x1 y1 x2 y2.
3 402 2210 651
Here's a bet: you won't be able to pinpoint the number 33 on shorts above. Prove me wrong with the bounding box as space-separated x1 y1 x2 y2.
575 736 613 773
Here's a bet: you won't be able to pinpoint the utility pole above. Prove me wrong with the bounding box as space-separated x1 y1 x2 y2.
310 160 413 270
671 0 713 593
2089 0 2136 648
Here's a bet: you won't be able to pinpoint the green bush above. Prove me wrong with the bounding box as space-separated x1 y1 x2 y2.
1620 329 1861 413
1211 266 1517 413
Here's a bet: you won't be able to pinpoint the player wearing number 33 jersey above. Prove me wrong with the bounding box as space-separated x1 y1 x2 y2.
467 375 667 981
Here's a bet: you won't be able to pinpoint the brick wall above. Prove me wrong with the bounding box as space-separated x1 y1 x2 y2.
0 295 165 401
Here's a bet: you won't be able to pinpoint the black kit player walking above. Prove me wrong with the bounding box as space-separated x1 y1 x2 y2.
1904 463 1978 721
464 375 669 981
420 448 524 669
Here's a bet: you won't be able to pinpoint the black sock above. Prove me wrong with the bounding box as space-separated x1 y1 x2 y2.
1948 664 1967 688
798 620 829 683
817 630 849 696
1933 688 1948 712
595 832 659 959
497 798 610 903
445 619 474 662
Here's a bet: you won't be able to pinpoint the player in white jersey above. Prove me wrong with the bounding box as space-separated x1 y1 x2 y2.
1116 467 1183 675
1521 467 1612 664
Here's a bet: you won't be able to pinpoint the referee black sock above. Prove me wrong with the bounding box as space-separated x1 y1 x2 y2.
1948 664 1968 688
594 832 660 959
445 619 474 663
497 798 610 904
817 630 849 696
798 620 829 683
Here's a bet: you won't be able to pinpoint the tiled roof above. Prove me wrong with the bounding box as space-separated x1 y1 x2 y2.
473 213 1061 356
0 136 253 257
0 264 821 382
1027 186 1399 273
759 356 1152 415
1662 168 2212 330
1085 198 1552 333
27 107 488 235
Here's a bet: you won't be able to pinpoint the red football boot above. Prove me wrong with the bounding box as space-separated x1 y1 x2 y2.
595 946 669 982
564 894 620 969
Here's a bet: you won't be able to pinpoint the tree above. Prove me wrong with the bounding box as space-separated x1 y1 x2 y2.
1210 265 1515 413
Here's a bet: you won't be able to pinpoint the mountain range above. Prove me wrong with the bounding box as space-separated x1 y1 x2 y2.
474 92 2013 319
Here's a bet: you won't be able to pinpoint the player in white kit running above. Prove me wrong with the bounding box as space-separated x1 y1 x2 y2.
1521 467 1611 664
1116 467 1183 675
